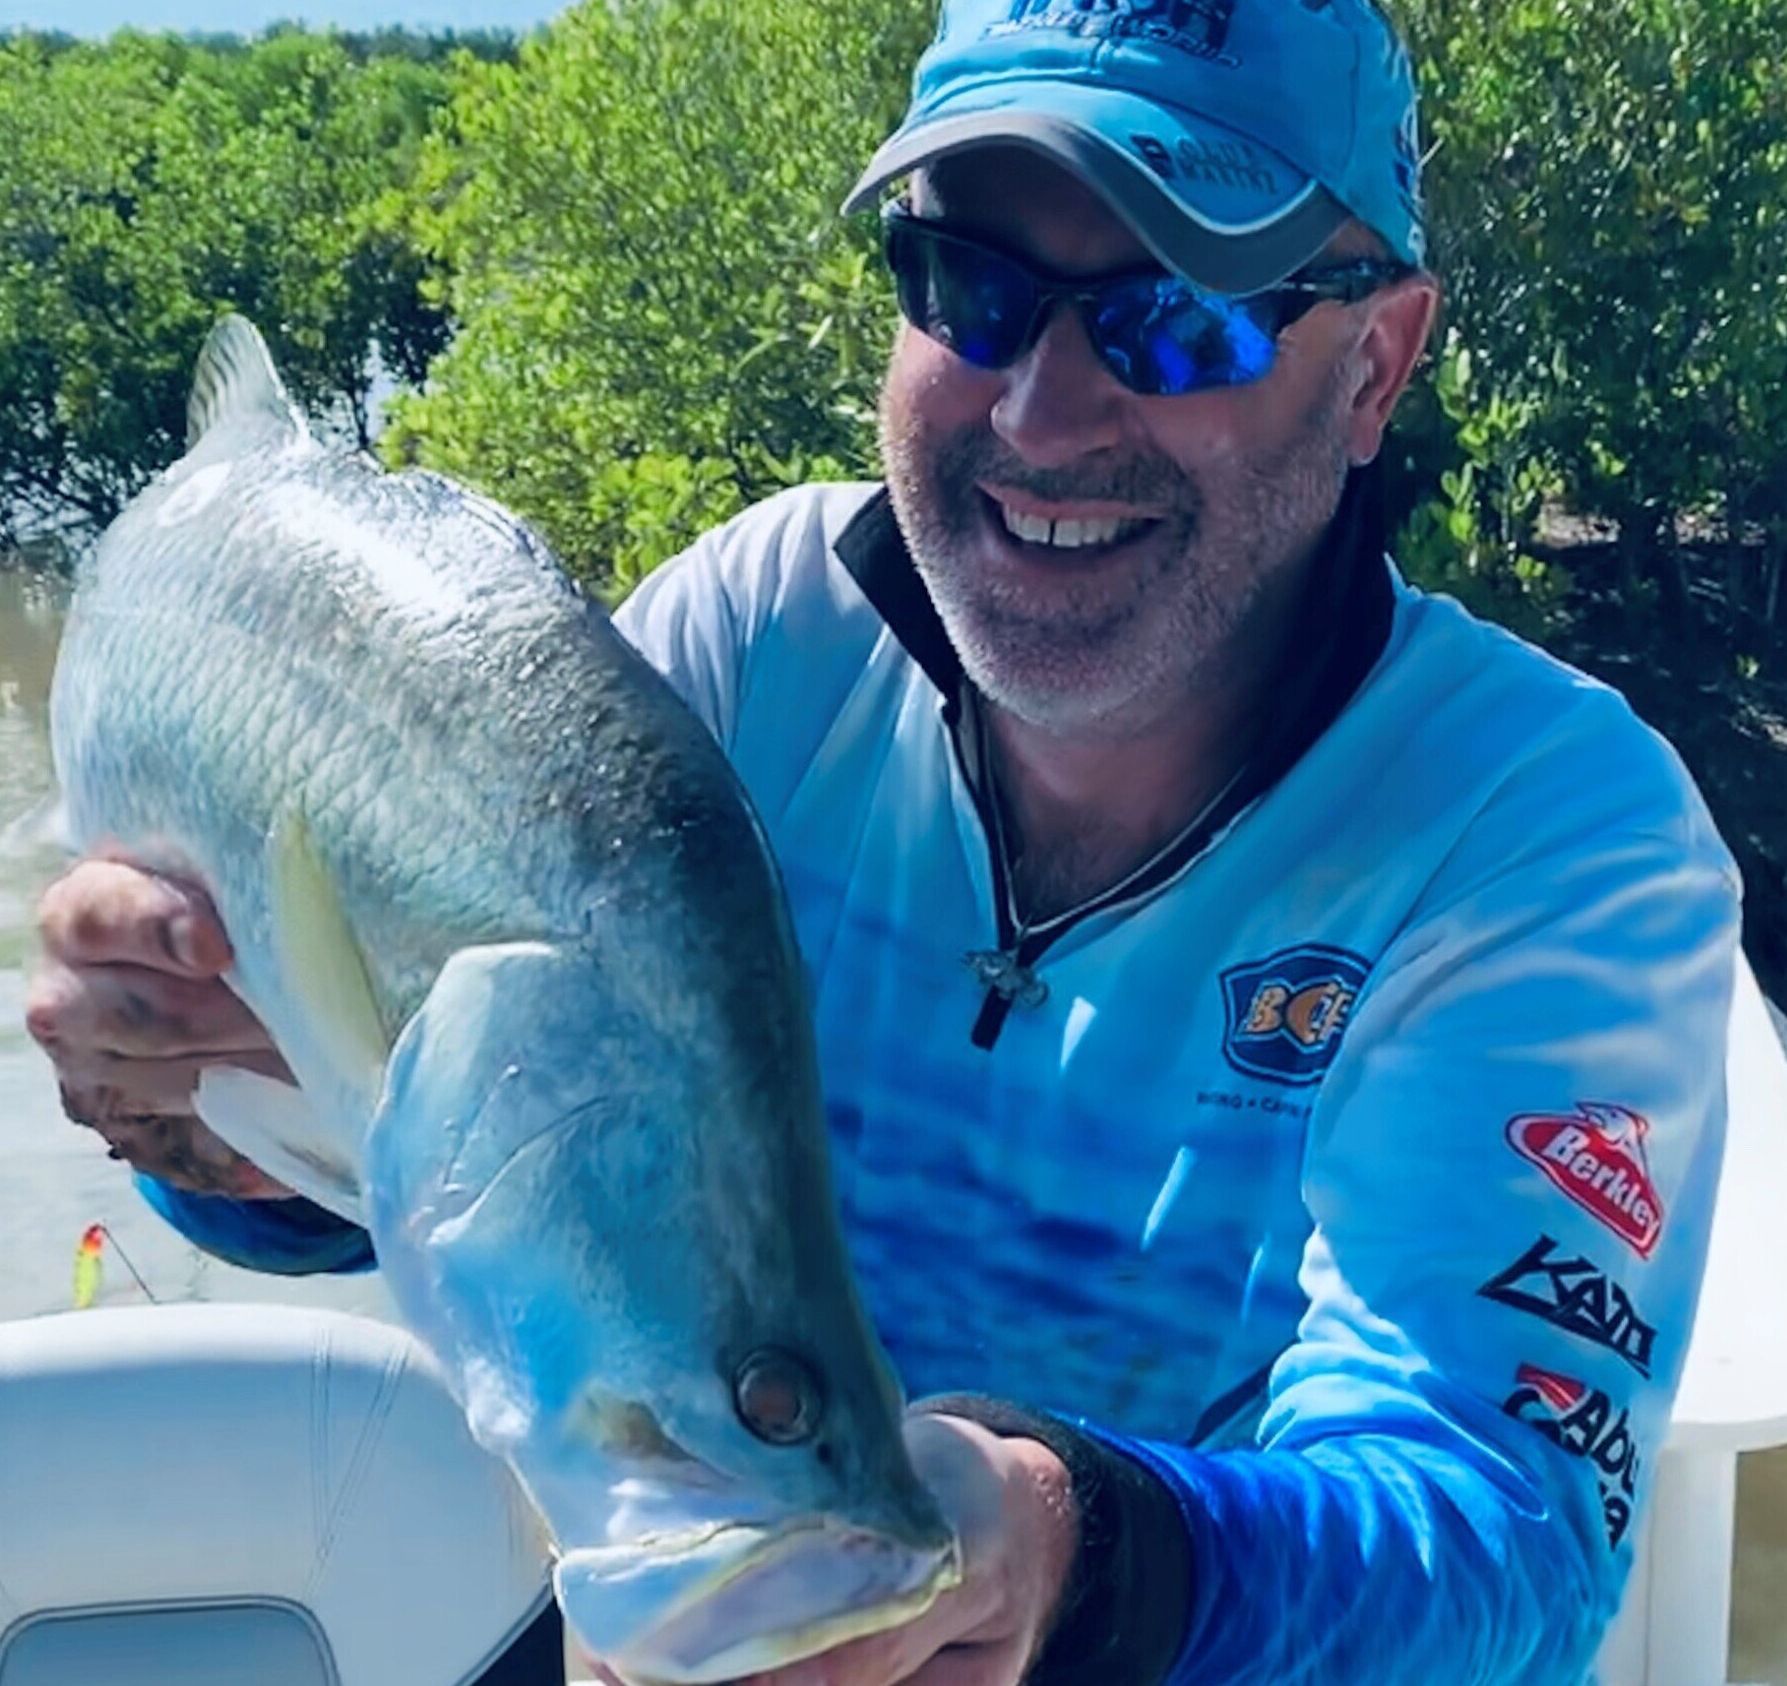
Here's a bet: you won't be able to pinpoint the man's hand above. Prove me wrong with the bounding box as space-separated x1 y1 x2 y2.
26 856 296 1198
586 1414 1079 1686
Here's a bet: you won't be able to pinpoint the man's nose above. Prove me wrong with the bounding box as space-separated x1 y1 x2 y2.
989 303 1128 468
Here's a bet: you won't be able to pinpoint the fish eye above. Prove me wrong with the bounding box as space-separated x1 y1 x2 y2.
732 1348 824 1446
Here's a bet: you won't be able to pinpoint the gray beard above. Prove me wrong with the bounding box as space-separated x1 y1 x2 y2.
878 385 1352 736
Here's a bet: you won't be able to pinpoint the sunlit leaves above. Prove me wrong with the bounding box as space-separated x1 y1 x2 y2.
0 30 464 541
381 0 931 591
1396 0 1787 610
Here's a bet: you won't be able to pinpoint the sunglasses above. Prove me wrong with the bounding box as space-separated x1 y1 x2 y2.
881 202 1412 398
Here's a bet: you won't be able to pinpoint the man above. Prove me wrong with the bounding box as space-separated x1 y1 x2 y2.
27 1 1739 1681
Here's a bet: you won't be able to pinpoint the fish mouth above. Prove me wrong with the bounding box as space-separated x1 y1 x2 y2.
555 1516 961 1685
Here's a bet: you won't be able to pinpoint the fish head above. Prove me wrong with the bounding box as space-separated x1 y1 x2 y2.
364 940 960 1683
533 1316 963 1684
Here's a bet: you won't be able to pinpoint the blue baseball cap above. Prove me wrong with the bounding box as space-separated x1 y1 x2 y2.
844 0 1426 295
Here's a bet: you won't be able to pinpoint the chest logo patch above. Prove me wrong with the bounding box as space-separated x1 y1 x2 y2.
1219 944 1367 1086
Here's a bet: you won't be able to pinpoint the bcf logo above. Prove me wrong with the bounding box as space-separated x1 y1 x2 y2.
1220 944 1368 1086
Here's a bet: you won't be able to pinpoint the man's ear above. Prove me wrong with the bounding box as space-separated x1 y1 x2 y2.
1344 277 1441 467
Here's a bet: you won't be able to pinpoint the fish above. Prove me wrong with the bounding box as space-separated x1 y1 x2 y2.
49 315 960 1683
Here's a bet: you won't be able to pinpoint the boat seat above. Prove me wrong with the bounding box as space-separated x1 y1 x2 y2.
1595 952 1787 1685
0 1303 558 1686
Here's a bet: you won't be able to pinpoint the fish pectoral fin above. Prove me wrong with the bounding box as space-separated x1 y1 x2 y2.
358 939 595 1376
269 805 390 1113
186 315 307 452
362 940 597 1242
194 1067 365 1225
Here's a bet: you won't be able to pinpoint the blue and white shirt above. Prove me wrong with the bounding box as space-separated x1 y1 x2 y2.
147 472 1740 1685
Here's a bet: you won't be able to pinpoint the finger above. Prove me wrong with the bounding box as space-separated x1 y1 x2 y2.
63 1102 294 1199
38 859 232 975
55 1048 292 1120
27 960 279 1062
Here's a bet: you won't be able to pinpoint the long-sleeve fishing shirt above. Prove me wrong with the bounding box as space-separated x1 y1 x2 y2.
140 470 1740 1685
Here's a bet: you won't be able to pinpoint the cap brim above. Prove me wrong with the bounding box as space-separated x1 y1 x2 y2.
843 87 1348 294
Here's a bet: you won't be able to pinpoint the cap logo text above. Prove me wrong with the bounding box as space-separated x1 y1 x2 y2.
1129 132 1280 194
1002 0 1240 61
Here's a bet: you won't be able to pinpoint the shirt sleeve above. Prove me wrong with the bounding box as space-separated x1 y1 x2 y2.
954 713 1740 1685
134 1176 376 1275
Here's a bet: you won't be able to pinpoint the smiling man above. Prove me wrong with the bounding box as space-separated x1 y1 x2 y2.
27 2 1741 1683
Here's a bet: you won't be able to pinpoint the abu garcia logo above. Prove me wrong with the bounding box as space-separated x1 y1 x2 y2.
1503 1363 1640 1550
1001 0 1241 59
1219 943 1367 1086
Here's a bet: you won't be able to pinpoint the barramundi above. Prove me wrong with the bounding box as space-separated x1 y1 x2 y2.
49 316 959 1683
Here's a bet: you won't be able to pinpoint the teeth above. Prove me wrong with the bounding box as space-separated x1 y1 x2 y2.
1005 508 1057 544
997 504 1144 549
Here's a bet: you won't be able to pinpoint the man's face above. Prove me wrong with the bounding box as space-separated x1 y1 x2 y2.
879 147 1375 736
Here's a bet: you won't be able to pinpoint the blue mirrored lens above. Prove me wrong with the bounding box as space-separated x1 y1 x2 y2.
1090 277 1277 397
891 226 1035 370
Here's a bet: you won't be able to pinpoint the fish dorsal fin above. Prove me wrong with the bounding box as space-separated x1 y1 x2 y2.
187 314 307 451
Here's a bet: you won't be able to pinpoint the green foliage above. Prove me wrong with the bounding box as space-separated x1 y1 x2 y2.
1396 0 1787 619
316 27 524 67
12 0 1787 661
1395 334 1571 639
383 0 931 590
0 31 456 541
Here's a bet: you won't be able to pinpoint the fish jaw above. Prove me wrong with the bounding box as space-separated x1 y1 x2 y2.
556 1513 962 1685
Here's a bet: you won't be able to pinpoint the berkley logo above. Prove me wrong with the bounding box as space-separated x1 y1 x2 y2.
1219 944 1368 1086
1503 1362 1640 1550
1506 1103 1664 1258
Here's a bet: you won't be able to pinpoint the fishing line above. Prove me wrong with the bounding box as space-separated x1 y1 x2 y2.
96 1223 160 1303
